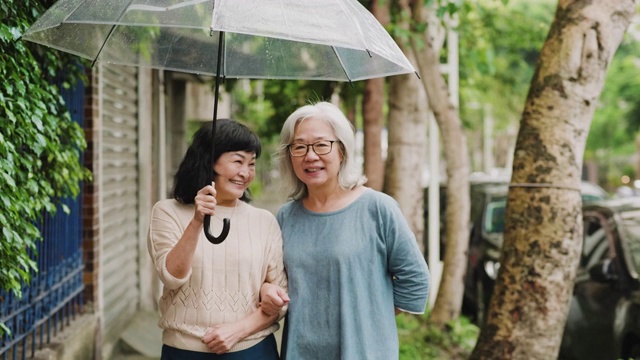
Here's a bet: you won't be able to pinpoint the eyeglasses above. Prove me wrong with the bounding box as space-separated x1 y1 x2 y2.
288 140 338 157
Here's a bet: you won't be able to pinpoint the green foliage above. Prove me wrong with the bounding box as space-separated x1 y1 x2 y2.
397 311 479 359
585 34 640 159
457 0 556 131
225 78 338 141
0 0 91 306
437 1 465 19
455 0 639 170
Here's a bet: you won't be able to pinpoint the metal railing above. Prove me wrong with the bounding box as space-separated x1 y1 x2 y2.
0 74 85 360
0 196 84 359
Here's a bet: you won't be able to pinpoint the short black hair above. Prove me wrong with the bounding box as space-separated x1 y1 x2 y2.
172 119 262 204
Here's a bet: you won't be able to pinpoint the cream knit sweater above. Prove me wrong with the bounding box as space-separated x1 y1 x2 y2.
148 199 288 353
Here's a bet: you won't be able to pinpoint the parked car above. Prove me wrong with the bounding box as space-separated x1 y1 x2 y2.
558 197 640 360
423 177 508 262
424 178 610 323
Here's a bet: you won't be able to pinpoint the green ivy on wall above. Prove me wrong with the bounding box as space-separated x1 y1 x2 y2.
0 0 92 335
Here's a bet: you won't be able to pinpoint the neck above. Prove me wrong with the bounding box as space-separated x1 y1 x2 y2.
306 188 344 205
217 199 239 207
214 199 240 221
304 185 364 212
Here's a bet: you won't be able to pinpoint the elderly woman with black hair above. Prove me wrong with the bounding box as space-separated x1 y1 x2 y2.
262 101 430 360
148 119 288 360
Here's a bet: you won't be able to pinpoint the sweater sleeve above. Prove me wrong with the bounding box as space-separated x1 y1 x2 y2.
264 213 289 321
147 201 192 290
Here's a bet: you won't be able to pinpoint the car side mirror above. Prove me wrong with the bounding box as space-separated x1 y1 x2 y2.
588 258 618 283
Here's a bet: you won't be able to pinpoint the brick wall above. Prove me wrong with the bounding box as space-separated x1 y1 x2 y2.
82 66 101 310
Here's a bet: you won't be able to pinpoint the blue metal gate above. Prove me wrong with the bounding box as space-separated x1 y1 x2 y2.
0 77 85 359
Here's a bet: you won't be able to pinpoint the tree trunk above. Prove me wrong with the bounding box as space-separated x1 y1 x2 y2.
363 0 390 191
407 2 471 325
384 9 426 254
384 74 426 253
471 1 635 359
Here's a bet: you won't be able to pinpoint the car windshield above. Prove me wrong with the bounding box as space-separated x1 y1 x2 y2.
484 198 506 234
582 194 606 202
619 210 640 276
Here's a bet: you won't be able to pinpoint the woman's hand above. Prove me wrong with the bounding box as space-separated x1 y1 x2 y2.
193 182 217 223
165 182 216 279
260 283 290 316
202 323 244 354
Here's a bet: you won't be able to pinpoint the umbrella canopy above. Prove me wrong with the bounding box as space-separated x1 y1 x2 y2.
22 0 417 243
22 0 416 82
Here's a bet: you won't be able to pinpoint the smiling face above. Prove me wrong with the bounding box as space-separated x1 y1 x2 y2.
213 150 256 206
290 117 342 192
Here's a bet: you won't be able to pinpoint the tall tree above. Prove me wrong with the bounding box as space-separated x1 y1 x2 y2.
404 0 472 325
384 1 427 253
471 1 636 359
457 0 557 168
363 0 390 191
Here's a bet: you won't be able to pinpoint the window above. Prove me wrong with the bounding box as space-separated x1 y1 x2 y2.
581 219 609 271
618 210 640 276
483 199 506 234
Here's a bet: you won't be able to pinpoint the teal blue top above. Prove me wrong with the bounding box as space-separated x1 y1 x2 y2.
277 188 430 360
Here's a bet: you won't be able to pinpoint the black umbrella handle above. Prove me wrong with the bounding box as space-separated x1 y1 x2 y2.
203 215 230 244
202 30 230 245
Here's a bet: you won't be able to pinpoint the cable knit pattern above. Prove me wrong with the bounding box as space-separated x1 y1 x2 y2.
148 199 288 353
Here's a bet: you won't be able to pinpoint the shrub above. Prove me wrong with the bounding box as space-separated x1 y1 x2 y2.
398 311 480 359
0 0 91 329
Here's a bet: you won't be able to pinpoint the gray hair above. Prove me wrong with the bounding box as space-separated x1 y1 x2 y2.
276 102 367 200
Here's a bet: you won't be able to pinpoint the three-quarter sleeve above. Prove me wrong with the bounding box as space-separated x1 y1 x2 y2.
384 199 431 314
264 214 289 320
147 201 192 290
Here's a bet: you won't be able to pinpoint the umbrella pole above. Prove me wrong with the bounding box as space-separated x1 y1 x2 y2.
203 31 230 244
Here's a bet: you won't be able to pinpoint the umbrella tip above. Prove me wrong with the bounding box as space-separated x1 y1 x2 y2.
414 71 421 80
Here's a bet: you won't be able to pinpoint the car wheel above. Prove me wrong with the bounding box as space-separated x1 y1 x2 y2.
624 340 640 360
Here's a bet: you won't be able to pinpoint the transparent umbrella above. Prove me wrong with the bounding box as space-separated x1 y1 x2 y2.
22 0 417 243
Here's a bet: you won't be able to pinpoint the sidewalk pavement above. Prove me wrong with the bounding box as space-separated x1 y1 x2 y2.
113 310 162 360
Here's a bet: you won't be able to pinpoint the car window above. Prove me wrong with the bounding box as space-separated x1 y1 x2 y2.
579 182 609 203
483 199 506 234
582 194 605 203
618 211 640 276
581 221 609 270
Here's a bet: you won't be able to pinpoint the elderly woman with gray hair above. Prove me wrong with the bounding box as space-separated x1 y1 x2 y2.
261 101 430 360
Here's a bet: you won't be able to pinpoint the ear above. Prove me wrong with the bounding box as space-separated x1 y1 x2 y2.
337 142 346 160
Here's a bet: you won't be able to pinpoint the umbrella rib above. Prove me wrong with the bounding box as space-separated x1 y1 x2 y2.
91 0 136 68
221 34 227 80
336 0 371 53
127 0 208 12
60 0 87 25
331 46 353 82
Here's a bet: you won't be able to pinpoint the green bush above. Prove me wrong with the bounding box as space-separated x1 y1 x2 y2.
398 311 480 359
0 0 91 334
